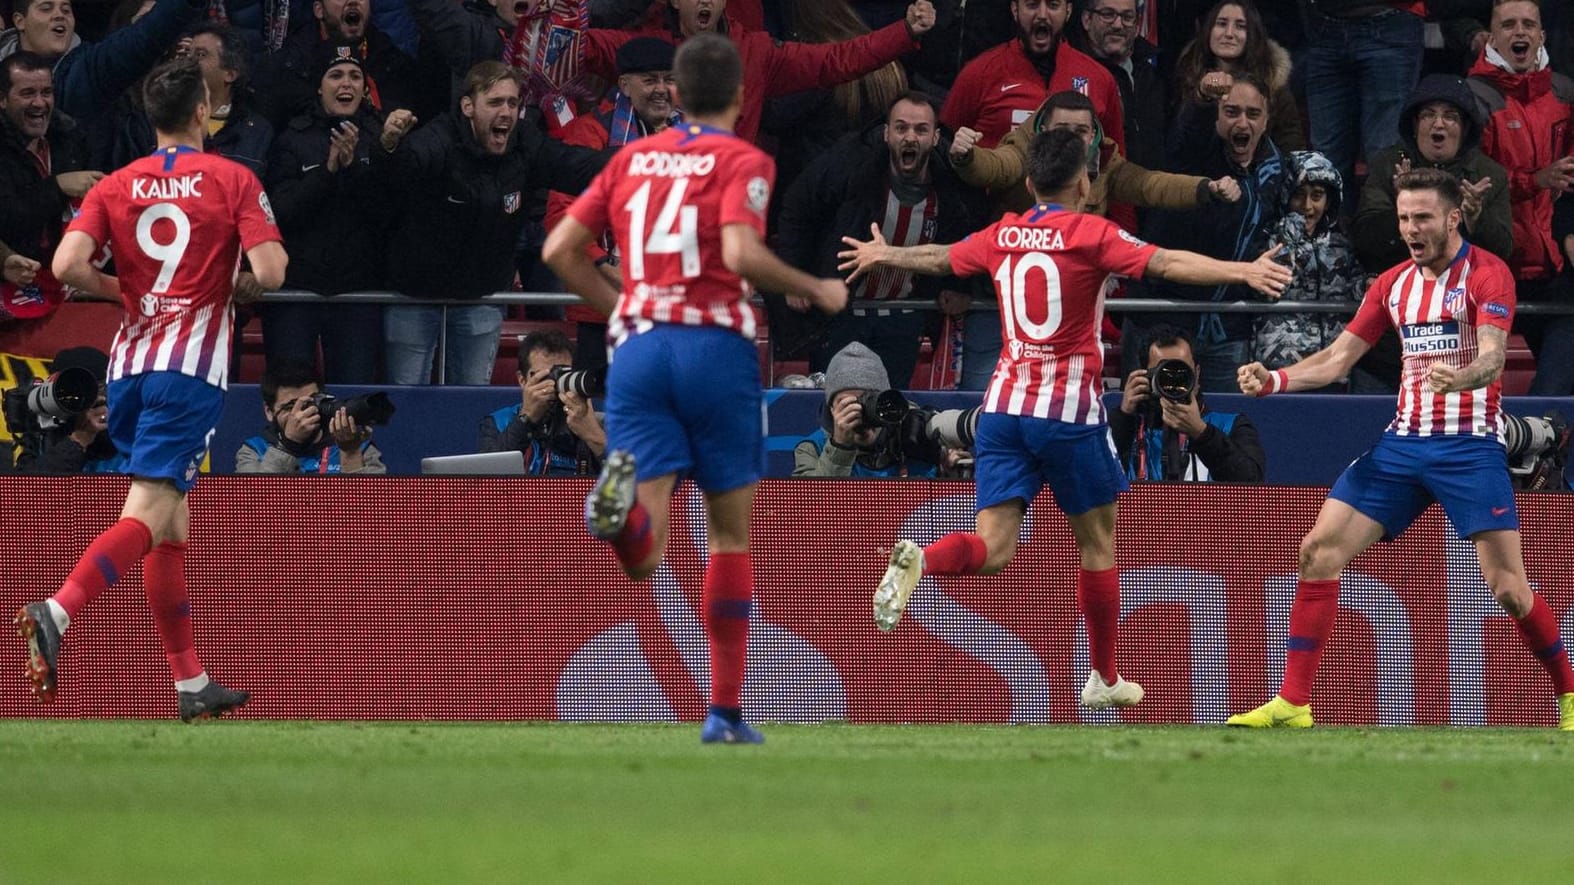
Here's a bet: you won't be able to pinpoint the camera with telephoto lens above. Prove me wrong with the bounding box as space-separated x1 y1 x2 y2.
853 388 912 432
549 365 607 399
1501 411 1570 491
2 366 97 435
303 391 396 426
1147 359 1197 404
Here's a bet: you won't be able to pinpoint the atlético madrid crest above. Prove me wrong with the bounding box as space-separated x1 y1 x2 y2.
1072 76 1089 95
503 191 521 214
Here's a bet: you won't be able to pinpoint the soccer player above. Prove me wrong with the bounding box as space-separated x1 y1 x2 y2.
542 33 847 744
1231 167 1574 730
16 58 287 722
838 128 1290 709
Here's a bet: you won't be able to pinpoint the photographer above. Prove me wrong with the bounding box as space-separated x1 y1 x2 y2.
236 362 387 474
12 347 127 475
793 342 970 478
478 330 605 476
1110 325 1265 482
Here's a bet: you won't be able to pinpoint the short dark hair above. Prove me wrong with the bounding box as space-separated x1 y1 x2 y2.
143 58 208 133
673 32 741 116
518 329 574 376
885 89 937 122
1042 89 1096 120
1395 167 1464 210
0 50 52 94
185 22 249 90
261 362 323 407
1026 127 1089 196
1221 71 1271 108
1144 324 1195 364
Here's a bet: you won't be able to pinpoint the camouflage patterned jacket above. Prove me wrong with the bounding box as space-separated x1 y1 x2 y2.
1252 213 1364 368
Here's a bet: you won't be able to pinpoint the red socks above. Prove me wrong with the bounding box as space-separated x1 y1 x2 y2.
52 518 154 619
1514 593 1574 696
144 541 203 681
923 533 987 575
1079 567 1121 684
1280 578 1340 706
611 502 653 571
704 552 752 710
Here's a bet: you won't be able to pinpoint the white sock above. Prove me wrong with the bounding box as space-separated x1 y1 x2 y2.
175 672 209 694
45 599 69 634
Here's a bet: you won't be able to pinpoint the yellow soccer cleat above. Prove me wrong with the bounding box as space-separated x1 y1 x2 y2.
1559 693 1573 731
1226 695 1314 728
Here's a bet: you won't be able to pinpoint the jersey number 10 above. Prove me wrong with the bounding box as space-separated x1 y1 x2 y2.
994 252 1064 343
623 178 701 282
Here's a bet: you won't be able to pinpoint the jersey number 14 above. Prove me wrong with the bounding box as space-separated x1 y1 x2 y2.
623 179 700 282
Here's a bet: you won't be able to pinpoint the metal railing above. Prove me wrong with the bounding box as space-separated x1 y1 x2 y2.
260 290 1574 382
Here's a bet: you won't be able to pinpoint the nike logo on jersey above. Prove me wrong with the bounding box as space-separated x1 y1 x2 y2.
1491 506 1510 516
300 164 321 172
1000 83 1021 92
446 196 467 204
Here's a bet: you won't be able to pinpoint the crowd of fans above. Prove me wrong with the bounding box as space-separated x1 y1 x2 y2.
2 0 1572 405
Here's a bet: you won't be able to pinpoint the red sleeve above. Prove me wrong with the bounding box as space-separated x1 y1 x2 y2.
1093 219 1156 278
565 159 616 236
948 224 996 277
232 168 283 250
1471 255 1516 332
718 148 774 236
548 117 611 262
940 58 983 131
66 180 112 246
1345 274 1393 344
754 20 919 99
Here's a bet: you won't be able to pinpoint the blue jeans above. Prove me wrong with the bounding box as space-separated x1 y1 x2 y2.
261 302 383 384
1191 337 1251 394
1303 10 1424 208
960 306 1002 391
383 304 504 385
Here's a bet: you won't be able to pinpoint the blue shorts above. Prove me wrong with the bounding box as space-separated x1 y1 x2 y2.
1329 431 1518 540
973 412 1129 516
107 372 225 494
604 325 764 494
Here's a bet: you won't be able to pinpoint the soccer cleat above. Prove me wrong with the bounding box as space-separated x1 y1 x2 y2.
15 602 62 702
1559 693 1573 731
1226 695 1314 728
178 679 251 722
700 711 765 744
873 540 923 632
585 449 637 540
1080 671 1144 709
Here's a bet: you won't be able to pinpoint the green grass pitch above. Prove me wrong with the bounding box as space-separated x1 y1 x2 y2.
1 721 1569 883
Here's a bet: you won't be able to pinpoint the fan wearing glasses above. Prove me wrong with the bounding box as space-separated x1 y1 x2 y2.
1072 0 1168 173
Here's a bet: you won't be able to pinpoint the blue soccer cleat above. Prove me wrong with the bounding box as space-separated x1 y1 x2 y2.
701 711 765 745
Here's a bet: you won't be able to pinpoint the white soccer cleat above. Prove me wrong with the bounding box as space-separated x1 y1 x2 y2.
1081 671 1144 709
874 540 923 632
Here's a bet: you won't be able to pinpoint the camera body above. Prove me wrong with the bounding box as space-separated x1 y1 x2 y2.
1502 411 1570 491
3 366 97 438
303 391 396 427
1147 359 1197 405
844 387 980 469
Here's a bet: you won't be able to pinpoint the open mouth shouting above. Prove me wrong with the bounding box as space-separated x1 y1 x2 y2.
1228 128 1253 158
485 116 514 153
1507 38 1533 68
1026 20 1055 54
21 103 50 138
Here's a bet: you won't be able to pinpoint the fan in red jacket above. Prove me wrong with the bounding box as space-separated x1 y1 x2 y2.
940 0 1124 156
1466 1 1574 286
576 0 937 144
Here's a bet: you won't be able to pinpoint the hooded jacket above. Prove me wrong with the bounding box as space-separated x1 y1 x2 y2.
792 342 941 477
252 21 443 130
1253 150 1363 368
374 98 606 300
1467 45 1574 281
1174 39 1306 155
1354 72 1513 272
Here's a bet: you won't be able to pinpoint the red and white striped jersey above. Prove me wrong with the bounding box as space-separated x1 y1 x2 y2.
949 203 1156 423
68 147 280 389
567 123 772 346
854 186 938 304
1346 242 1516 438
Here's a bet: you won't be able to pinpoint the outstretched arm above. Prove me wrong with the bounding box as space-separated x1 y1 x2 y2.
1238 330 1372 395
837 223 953 281
1146 245 1291 299
722 224 847 314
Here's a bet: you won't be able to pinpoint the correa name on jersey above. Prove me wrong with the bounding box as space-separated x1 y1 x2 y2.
626 151 716 178
131 173 204 200
995 225 1066 251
